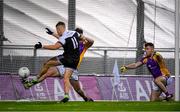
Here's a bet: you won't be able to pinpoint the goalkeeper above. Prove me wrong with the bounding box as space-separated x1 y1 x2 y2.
120 42 173 101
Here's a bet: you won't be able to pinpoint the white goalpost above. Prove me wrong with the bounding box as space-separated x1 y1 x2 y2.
175 0 180 101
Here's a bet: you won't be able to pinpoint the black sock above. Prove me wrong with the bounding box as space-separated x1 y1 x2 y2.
83 97 88 101
165 92 169 96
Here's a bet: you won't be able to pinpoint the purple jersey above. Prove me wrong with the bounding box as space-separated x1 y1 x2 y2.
77 42 87 68
79 42 85 54
141 56 162 79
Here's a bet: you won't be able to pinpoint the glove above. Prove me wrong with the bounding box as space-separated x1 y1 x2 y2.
120 66 127 73
34 42 42 49
45 28 53 35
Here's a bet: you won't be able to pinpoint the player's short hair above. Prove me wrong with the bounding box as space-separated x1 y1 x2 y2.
145 42 154 48
75 28 83 34
56 21 65 27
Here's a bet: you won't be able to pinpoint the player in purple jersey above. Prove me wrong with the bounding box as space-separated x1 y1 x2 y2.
120 42 173 101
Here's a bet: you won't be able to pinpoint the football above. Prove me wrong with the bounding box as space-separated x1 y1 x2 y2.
18 67 30 78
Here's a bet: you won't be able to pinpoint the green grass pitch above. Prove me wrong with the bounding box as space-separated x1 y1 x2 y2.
0 101 180 112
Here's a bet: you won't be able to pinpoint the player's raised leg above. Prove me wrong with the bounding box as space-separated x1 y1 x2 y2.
22 56 61 89
24 66 60 89
36 56 61 79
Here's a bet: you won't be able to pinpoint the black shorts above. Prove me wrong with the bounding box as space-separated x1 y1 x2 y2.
56 55 79 70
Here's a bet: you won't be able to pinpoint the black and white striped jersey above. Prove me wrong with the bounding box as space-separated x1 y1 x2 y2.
58 30 81 61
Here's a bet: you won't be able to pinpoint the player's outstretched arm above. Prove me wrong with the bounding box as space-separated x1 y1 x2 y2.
43 42 62 50
34 42 62 50
120 61 143 73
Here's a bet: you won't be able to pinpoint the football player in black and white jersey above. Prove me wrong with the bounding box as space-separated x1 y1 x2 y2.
25 28 94 102
34 21 87 102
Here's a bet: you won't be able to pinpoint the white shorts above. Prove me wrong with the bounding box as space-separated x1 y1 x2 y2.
152 76 173 91
56 65 79 81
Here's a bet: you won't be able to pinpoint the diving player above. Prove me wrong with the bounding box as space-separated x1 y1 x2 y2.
120 42 173 101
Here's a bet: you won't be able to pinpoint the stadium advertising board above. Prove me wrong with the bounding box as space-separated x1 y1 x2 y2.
0 74 176 101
